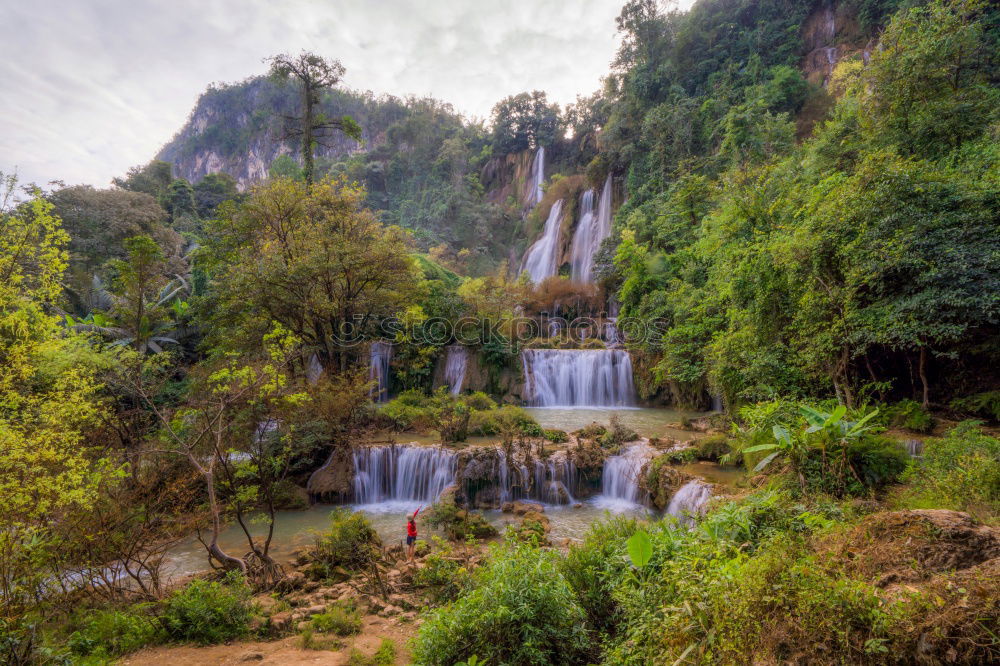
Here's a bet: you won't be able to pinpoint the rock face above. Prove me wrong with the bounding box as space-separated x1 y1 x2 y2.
157 77 393 188
306 446 354 503
799 1 875 88
430 348 524 400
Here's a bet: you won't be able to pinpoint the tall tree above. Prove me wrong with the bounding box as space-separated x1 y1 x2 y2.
266 52 363 187
206 178 418 369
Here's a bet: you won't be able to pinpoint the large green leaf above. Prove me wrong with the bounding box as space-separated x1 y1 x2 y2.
626 530 653 568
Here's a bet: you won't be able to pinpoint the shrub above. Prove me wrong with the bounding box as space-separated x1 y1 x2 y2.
695 434 731 461
799 436 908 497
425 497 498 541
348 639 396 666
574 422 607 440
307 509 382 578
462 391 497 411
598 414 638 448
950 391 1000 422
68 607 163 658
544 428 569 443
160 572 253 645
561 515 644 635
413 537 471 603
412 540 592 665
468 404 540 438
661 447 697 464
886 399 934 433
311 601 362 636
902 421 1000 520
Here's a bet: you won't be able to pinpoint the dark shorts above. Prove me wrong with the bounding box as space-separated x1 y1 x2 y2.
406 535 416 546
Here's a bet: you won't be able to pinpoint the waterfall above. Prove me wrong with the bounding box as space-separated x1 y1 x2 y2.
521 349 636 407
521 199 565 284
603 318 622 347
710 394 724 412
596 442 655 509
667 480 712 526
525 146 545 208
443 345 469 395
352 445 456 505
488 448 578 506
569 174 612 283
306 354 324 384
568 188 596 280
369 342 392 402
903 439 924 458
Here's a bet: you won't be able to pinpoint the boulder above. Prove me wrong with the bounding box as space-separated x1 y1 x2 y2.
639 457 694 511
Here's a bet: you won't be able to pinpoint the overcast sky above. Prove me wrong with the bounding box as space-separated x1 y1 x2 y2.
0 0 694 188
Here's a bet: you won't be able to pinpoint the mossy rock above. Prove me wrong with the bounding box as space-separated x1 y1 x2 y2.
640 456 695 511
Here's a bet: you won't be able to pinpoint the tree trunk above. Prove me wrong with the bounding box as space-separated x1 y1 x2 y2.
302 82 314 187
918 345 930 409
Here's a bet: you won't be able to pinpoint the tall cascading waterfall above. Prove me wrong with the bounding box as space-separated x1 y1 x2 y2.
525 146 546 208
568 188 596 279
443 345 469 395
521 349 637 407
352 445 456 505
667 480 712 526
520 199 565 284
569 174 613 283
369 342 393 402
598 442 655 508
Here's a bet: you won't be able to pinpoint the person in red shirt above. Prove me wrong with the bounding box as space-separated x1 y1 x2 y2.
406 506 421 563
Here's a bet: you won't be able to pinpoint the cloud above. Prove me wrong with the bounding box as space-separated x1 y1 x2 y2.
0 1 696 188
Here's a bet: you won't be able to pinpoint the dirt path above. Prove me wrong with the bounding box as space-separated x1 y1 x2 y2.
121 614 417 665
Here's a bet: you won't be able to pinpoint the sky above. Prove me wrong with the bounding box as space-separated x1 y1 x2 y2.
1 0 691 189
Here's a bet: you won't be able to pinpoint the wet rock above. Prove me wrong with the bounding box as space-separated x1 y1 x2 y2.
639 457 694 511
306 445 354 502
505 500 544 515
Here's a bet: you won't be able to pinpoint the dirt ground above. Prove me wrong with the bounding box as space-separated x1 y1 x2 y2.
121 614 418 665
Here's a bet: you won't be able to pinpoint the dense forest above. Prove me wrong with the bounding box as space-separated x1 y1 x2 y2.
2 0 999 664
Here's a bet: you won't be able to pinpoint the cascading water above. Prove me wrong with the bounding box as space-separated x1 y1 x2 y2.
369 342 392 402
568 188 596 279
667 480 712 526
521 349 636 407
525 146 546 208
569 174 612 283
443 345 469 395
488 447 578 506
306 353 324 384
352 445 456 505
521 199 565 284
595 442 655 509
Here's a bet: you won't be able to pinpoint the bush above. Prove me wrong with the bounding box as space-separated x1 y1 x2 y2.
468 404 540 438
68 607 163 659
902 422 1000 520
695 434 731 461
413 538 471 603
348 639 396 666
425 497 498 541
308 509 383 578
574 422 607 440
950 391 1000 422
412 540 592 665
544 428 569 443
598 414 638 448
799 436 908 497
561 515 643 635
160 572 253 645
887 399 934 433
311 601 362 636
